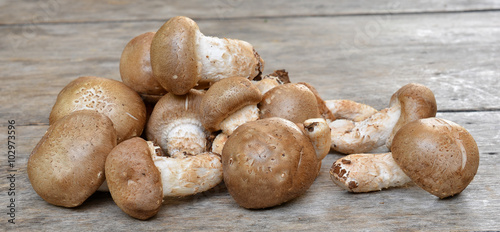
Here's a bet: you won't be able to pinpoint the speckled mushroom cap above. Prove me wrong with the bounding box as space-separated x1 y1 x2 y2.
105 137 163 220
49 76 147 143
391 118 479 198
120 31 167 103
222 117 319 209
28 110 117 207
200 76 262 132
150 16 200 95
386 83 437 147
259 83 321 123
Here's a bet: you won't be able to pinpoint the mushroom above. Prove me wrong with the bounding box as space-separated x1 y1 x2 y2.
105 137 163 220
258 83 322 123
150 16 264 95
120 31 167 103
222 117 330 209
28 110 117 207
199 76 262 154
328 83 437 154
49 76 147 143
392 117 480 198
145 90 223 196
329 117 479 198
105 136 222 219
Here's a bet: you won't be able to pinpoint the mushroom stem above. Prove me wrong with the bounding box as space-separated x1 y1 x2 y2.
252 77 281 95
211 105 259 155
329 106 401 154
147 142 223 197
327 83 437 154
325 100 378 122
219 104 260 135
303 118 331 161
329 152 411 192
211 133 229 155
197 33 264 85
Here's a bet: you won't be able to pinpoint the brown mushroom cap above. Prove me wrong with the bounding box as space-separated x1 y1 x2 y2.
222 117 319 209
105 137 163 220
391 118 479 198
151 16 200 95
120 31 167 103
28 110 117 207
49 76 147 143
259 83 321 123
387 83 437 147
297 82 336 122
200 76 262 132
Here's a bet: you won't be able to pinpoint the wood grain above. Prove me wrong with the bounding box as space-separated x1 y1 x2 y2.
2 12 500 126
1 112 499 231
1 0 499 230
2 0 500 25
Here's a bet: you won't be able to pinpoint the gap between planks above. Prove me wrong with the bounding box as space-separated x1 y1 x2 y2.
2 8 500 27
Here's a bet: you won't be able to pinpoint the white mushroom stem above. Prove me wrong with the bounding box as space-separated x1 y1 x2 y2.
303 118 331 161
330 152 411 192
197 31 261 83
211 105 260 155
159 118 208 157
212 133 229 155
151 152 223 197
252 77 281 95
329 105 401 154
325 100 378 122
219 105 260 135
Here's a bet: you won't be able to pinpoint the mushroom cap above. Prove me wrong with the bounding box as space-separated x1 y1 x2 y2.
387 83 437 146
146 89 207 155
222 117 319 209
28 110 117 207
151 16 201 95
49 76 147 143
297 82 336 122
200 76 262 132
259 83 321 123
120 31 167 103
105 137 163 220
391 118 479 198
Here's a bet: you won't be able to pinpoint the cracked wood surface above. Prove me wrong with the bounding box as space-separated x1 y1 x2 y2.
1 1 499 231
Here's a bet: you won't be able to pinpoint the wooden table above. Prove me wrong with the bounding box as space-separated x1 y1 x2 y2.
2 1 499 230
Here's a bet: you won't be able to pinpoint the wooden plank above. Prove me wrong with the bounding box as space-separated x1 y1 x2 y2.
1 12 500 126
2 0 500 25
2 111 499 230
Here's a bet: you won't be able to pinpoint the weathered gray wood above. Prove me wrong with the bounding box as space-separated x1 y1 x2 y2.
1 1 500 230
1 112 499 231
2 0 500 25
1 12 500 126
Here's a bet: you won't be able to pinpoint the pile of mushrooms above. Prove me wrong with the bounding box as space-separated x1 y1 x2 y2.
28 15 480 220
328 86 479 198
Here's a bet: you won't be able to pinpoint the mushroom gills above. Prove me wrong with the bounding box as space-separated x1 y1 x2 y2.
159 118 208 157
